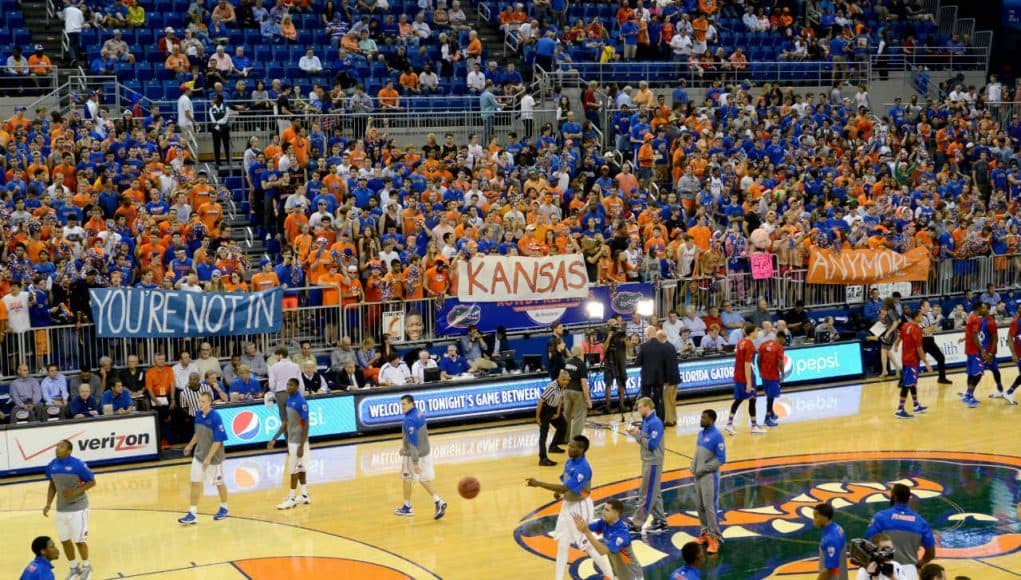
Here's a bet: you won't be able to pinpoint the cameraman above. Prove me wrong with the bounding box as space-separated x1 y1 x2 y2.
603 318 628 415
855 534 906 580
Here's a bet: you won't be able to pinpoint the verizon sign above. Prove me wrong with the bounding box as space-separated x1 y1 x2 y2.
3 414 158 474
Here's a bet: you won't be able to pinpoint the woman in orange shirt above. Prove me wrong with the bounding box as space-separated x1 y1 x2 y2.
280 15 297 42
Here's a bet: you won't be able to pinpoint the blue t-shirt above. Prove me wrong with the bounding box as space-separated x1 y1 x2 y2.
100 389 133 412
819 521 846 572
562 455 592 496
670 566 701 580
230 377 263 397
20 556 54 580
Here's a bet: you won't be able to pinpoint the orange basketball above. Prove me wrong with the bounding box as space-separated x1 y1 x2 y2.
458 477 481 499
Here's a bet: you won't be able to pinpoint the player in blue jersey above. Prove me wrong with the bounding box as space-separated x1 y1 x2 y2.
813 502 848 579
20 536 60 580
864 483 936 578
178 391 229 524
269 378 312 510
669 541 705 579
395 394 446 519
43 440 95 580
693 409 726 554
572 498 644 579
526 435 613 580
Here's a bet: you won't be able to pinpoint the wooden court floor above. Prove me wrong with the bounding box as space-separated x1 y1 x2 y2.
2 371 1021 580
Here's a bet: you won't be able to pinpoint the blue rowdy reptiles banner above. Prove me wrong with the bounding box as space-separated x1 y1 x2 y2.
89 287 283 338
436 282 655 335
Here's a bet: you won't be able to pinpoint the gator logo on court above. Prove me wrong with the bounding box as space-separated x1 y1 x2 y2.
445 304 482 329
610 291 644 315
513 451 1021 579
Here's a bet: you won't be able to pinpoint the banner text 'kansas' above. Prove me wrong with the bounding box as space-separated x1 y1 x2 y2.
458 254 589 302
89 287 283 338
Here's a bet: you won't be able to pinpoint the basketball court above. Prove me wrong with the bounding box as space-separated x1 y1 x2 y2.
2 372 1020 579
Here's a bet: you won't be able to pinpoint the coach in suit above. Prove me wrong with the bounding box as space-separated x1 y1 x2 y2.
337 360 368 390
637 328 672 417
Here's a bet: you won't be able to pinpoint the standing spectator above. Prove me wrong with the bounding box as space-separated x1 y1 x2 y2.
177 84 197 145
3 280 32 368
268 346 301 419
208 94 233 168
146 353 176 447
479 80 499 144
61 0 85 65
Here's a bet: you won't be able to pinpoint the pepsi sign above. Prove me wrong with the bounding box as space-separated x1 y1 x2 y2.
216 395 357 448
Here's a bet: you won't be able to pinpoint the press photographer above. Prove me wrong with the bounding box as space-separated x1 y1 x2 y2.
851 535 906 580
602 318 628 415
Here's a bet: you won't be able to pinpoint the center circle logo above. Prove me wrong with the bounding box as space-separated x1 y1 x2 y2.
513 451 1021 579
231 410 260 440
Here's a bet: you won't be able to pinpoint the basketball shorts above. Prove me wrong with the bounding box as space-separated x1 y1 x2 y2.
55 509 89 544
985 357 1000 372
966 355 985 377
733 381 757 401
400 454 435 482
288 441 312 475
190 458 225 486
761 380 780 399
901 366 919 388
554 497 595 550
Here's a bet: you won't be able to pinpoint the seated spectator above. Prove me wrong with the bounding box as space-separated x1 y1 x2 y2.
783 300 811 336
466 63 485 93
701 325 726 351
299 48 323 75
581 329 604 359
378 352 411 386
165 46 191 74
280 14 298 42
431 2 449 28
229 365 263 400
337 360 367 390
69 367 102 401
399 66 420 94
6 47 29 78
448 0 469 30
377 80 400 110
212 0 237 26
418 63 440 94
208 45 235 77
748 298 774 327
102 30 136 64
126 0 146 26
41 365 69 410
28 45 53 78
438 344 470 379
411 350 438 383
101 380 134 415
461 325 498 372
261 16 282 42
241 342 269 377
158 27 182 54
330 336 357 373
69 384 99 419
358 30 378 58
678 329 696 354
411 12 431 41
814 317 839 343
300 360 330 393
681 309 707 341
10 363 44 421
202 370 230 402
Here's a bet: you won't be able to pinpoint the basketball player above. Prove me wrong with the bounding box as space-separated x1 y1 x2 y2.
178 392 230 524
892 309 930 419
669 541 705 579
43 440 94 580
962 303 991 408
813 502 849 580
525 435 613 580
725 324 764 435
394 394 447 519
757 329 785 427
20 536 60 580
1000 309 1021 404
864 483 936 578
571 499 644 580
268 378 311 509
692 409 725 554
983 308 1005 396
625 397 668 534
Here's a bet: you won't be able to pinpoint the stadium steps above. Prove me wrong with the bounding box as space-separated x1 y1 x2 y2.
19 0 64 63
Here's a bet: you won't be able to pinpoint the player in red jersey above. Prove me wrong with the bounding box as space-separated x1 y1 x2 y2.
962 303 992 407
757 330 786 428
725 323 764 435
985 311 1007 398
1000 310 1021 405
892 308 930 419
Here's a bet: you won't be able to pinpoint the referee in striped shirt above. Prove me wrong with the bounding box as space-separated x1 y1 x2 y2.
919 300 952 384
536 370 570 466
180 373 214 418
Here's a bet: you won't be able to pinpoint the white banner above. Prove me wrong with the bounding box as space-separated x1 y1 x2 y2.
457 254 590 302
382 310 405 342
893 324 1013 367
4 414 158 473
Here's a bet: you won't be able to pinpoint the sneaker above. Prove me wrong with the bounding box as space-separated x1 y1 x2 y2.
177 512 197 525
213 507 229 521
989 391 1004 399
625 519 641 534
695 533 709 545
394 505 414 517
706 536 720 554
1005 391 1017 405
539 458 557 466
647 520 670 534
895 409 913 419
750 425 767 434
912 404 928 414
723 424 736 436
548 446 566 454
79 563 92 580
963 396 979 409
764 417 779 427
276 497 297 510
434 500 447 520
66 565 81 580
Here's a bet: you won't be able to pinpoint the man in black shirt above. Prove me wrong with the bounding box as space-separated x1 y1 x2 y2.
637 328 672 416
120 354 149 410
783 300 811 337
562 345 591 439
603 318 628 415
